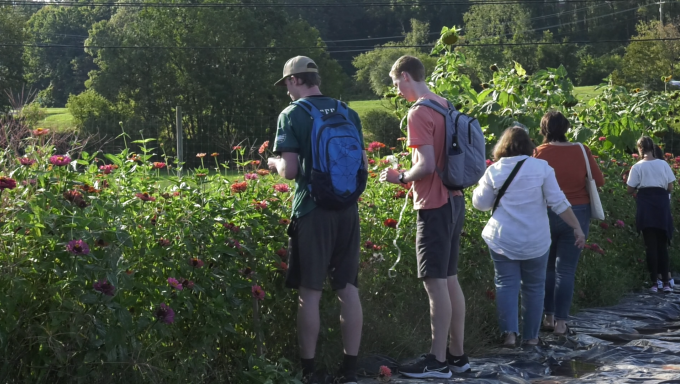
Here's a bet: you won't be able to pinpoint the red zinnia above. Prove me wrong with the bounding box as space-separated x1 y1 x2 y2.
233 145 242 150
135 192 156 202
231 181 248 193
223 222 240 232
273 184 290 193
599 222 609 229
0 177 17 191
384 218 398 228
364 240 374 249
598 137 606 142
276 248 287 259
189 257 204 268
99 164 114 174
279 218 291 225
367 141 386 152
153 162 166 169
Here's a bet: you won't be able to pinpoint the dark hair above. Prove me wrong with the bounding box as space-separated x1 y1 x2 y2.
654 145 663 159
637 136 655 155
292 63 321 87
390 55 426 82
493 126 536 161
539 111 570 143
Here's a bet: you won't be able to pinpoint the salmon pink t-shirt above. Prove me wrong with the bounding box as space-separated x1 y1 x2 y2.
407 93 454 210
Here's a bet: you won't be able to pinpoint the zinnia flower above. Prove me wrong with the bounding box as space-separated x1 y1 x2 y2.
397 137 407 141
189 257 204 268
67 239 90 255
223 222 240 232
367 141 386 152
153 162 166 169
158 238 171 247
135 192 156 202
251 285 265 300
257 169 270 176
384 218 398 228
93 279 115 296
180 278 194 289
599 222 609 229
598 137 607 142
227 238 242 249
253 200 268 210
233 145 242 150
32 128 50 136
368 159 375 165
0 177 17 191
379 365 392 380
364 240 374 249
231 181 248 193
666 153 673 159
276 248 287 259
155 303 175 324
19 157 35 166
279 218 291 225
211 152 219 157
273 184 290 193
259 141 269 154
49 155 71 166
251 160 261 166
245 173 258 180
632 154 639 159
278 262 288 271
615 220 625 228
196 153 206 158
168 277 183 291
99 164 114 174
393 190 406 199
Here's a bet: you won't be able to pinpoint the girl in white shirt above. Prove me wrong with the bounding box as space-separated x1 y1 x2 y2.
627 136 675 293
473 127 585 347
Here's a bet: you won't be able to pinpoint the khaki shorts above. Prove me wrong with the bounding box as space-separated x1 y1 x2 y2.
285 204 361 291
415 196 465 279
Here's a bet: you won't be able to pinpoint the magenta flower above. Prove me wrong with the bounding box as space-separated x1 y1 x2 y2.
67 239 90 255
49 155 71 166
0 177 17 191
19 157 35 166
99 164 114 174
615 220 625 228
155 303 175 324
93 279 115 296
252 285 265 300
273 183 290 193
598 137 607 142
245 173 259 180
367 141 386 152
167 277 183 291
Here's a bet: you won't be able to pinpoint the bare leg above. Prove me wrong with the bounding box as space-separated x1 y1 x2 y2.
447 275 465 356
337 283 363 355
424 278 452 362
298 287 322 359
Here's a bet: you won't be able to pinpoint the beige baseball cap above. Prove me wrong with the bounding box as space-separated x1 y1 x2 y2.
274 56 318 86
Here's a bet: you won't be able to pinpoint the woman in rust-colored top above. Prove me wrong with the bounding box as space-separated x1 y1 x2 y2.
534 111 604 336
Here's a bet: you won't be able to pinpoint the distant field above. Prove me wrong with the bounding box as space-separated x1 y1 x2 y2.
573 85 603 103
42 108 75 132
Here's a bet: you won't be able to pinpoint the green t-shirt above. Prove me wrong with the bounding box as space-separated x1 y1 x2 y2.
273 96 364 218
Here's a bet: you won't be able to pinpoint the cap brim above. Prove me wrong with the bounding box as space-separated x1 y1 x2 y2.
274 76 287 86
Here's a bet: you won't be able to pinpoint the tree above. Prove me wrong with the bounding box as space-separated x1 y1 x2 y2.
352 19 436 97
24 5 111 107
0 6 28 112
613 20 680 90
70 5 347 164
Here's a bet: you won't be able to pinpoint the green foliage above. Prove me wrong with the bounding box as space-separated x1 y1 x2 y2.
613 20 680 91
0 6 28 112
352 19 436 97
361 109 402 147
66 88 129 137
18 102 47 127
575 49 623 86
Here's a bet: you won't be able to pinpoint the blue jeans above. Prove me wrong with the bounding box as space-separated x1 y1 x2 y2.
491 249 549 340
544 204 591 320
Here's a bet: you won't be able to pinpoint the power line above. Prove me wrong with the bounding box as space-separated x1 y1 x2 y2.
0 0 640 7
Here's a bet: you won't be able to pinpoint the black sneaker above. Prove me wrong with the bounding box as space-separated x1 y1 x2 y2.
398 353 452 379
446 351 471 373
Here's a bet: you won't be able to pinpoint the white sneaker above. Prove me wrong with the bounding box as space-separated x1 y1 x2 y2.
670 278 675 288
658 279 663 289
650 286 658 293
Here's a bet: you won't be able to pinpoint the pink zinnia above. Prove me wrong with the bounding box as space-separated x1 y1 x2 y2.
67 239 90 255
153 162 166 169
49 155 71 166
379 365 392 379
93 279 115 296
367 141 386 152
99 164 114 174
155 303 175 324
615 220 625 228
32 128 50 136
19 157 35 166
251 285 265 300
168 277 183 291
253 200 268 210
632 154 639 159
233 145 242 150
273 183 290 193
599 137 606 142
245 173 258 180
258 141 269 154
189 257 204 268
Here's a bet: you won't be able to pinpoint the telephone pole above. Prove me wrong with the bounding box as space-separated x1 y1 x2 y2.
659 0 665 26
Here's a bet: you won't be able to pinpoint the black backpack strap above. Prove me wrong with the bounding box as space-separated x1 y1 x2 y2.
491 159 526 215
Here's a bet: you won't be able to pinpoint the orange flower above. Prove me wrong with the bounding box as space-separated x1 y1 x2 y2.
384 218 398 228
259 141 269 154
397 137 407 141
257 169 270 176
231 181 248 193
211 152 219 157
32 128 50 136
196 153 206 158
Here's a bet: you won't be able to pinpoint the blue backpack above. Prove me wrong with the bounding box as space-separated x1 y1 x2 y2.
292 99 367 210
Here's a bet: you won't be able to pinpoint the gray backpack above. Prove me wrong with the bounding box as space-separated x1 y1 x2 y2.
411 99 486 190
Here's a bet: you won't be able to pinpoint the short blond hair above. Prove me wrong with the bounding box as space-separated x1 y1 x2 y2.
390 55 425 82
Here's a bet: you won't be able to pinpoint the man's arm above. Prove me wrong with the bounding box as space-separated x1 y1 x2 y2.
268 152 298 180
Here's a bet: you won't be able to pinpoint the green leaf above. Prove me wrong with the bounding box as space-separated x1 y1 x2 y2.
116 229 133 248
514 61 526 77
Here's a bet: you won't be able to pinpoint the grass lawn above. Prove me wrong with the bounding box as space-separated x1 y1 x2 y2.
573 85 603 103
42 108 75 132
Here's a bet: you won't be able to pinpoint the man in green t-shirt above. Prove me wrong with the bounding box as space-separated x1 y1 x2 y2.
267 56 366 384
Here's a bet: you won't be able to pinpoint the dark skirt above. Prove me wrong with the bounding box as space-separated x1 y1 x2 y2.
636 187 674 243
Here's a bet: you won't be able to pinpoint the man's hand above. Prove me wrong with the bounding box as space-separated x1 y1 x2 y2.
267 157 280 172
380 168 401 184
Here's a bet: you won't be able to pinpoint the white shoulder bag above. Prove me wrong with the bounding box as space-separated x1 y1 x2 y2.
578 143 605 220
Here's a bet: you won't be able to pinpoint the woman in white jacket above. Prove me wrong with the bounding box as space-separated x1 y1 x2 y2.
473 126 585 347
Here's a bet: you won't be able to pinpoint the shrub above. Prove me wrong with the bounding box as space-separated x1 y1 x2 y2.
361 109 402 148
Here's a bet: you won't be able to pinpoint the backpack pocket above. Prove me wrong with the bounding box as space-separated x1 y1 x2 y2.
443 144 465 189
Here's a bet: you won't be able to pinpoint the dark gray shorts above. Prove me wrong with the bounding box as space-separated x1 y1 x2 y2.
285 204 360 291
415 196 465 279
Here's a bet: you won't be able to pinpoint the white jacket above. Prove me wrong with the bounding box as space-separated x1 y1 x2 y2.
473 155 570 260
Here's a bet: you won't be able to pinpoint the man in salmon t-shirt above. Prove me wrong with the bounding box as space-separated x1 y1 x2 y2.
380 55 469 379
